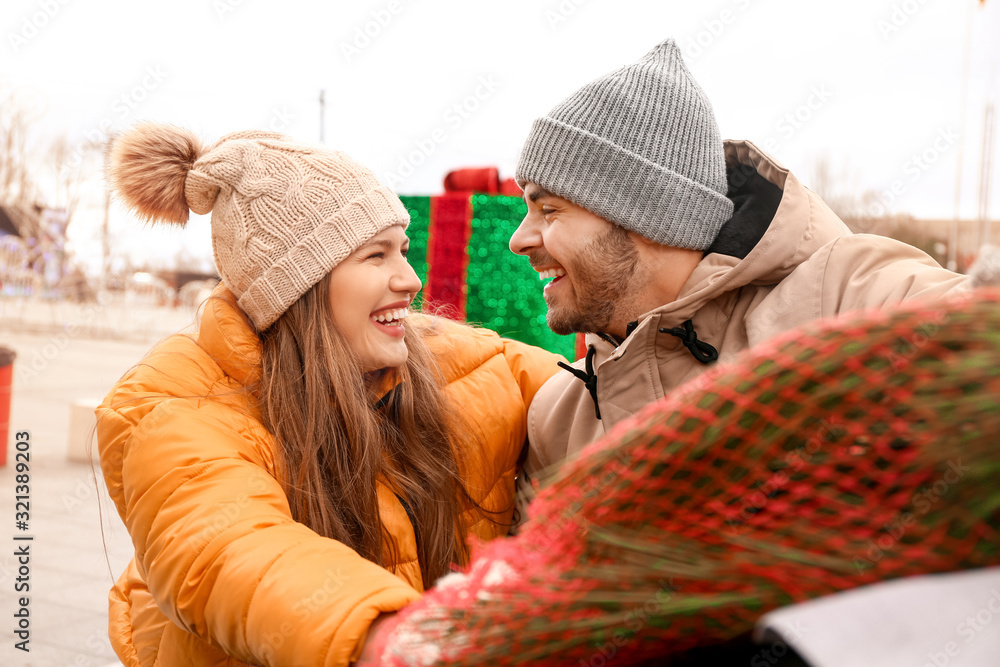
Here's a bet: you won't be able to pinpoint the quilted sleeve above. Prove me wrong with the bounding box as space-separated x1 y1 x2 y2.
499 338 564 409
818 235 970 316
114 398 420 667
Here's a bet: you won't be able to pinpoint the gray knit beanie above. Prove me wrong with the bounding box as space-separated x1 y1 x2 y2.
515 39 733 250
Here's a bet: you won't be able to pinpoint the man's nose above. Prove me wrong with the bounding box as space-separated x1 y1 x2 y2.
509 214 542 256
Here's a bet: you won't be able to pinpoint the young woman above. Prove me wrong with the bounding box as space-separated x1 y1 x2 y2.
97 124 562 666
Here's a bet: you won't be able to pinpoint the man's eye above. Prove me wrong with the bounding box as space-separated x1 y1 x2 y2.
541 207 556 216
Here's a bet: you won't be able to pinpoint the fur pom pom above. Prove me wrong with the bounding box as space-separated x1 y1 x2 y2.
107 123 204 225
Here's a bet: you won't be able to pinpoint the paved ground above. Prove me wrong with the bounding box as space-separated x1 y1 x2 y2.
0 301 191 666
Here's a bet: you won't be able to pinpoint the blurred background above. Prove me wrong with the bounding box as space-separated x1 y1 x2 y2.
1 0 998 305
0 0 998 664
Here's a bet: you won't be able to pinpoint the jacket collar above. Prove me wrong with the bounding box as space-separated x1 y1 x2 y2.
669 140 850 314
198 284 263 387
580 140 851 364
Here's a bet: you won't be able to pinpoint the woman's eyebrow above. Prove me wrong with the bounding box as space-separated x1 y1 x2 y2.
358 238 393 252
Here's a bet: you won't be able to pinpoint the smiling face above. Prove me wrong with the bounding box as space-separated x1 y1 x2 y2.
509 184 645 338
327 225 422 373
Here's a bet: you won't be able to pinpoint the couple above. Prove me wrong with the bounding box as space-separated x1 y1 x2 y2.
97 40 969 666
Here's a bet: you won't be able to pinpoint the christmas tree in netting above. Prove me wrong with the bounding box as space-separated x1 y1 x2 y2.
379 290 1000 666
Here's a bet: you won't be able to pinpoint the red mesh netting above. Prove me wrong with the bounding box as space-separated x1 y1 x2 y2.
383 290 1000 666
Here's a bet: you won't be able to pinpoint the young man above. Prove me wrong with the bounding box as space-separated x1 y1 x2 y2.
511 39 969 483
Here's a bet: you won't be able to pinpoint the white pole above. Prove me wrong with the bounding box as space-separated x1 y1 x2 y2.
319 89 326 144
948 0 976 271
101 187 110 294
978 103 995 249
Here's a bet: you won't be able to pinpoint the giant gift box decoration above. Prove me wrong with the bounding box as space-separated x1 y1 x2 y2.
400 194 579 361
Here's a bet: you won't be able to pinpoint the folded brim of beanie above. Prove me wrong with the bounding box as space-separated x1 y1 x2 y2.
516 117 734 250
239 184 409 331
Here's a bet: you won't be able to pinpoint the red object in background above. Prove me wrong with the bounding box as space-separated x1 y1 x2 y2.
444 167 500 194
436 171 581 356
0 348 14 466
425 193 473 320
442 169 523 197
499 178 521 196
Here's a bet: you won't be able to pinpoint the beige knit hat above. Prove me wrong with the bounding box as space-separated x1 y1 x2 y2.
107 123 409 330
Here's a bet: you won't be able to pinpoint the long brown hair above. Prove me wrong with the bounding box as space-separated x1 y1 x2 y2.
254 275 470 585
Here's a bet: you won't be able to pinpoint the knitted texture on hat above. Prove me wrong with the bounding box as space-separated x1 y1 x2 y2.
515 39 733 250
191 131 409 330
108 124 409 331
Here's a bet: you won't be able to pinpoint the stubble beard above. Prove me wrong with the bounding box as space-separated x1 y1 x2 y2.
543 226 641 336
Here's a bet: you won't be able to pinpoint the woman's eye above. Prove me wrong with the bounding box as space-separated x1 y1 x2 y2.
367 252 385 260
401 248 409 257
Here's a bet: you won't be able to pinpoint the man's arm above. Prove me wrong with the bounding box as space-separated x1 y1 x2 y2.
818 234 969 317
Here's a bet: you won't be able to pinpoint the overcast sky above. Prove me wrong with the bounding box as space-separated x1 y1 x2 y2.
3 0 999 274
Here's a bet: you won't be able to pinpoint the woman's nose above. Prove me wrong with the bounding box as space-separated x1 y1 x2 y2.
393 258 422 296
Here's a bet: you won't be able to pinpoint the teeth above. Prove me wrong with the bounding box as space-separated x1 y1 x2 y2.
537 268 566 281
373 307 409 323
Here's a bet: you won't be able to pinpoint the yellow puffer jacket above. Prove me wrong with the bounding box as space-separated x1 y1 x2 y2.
96 287 562 667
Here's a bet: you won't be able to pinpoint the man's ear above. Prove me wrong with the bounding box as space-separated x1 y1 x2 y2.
631 232 659 247
628 232 662 264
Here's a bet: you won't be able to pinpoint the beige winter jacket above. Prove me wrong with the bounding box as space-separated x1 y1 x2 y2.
522 140 969 488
